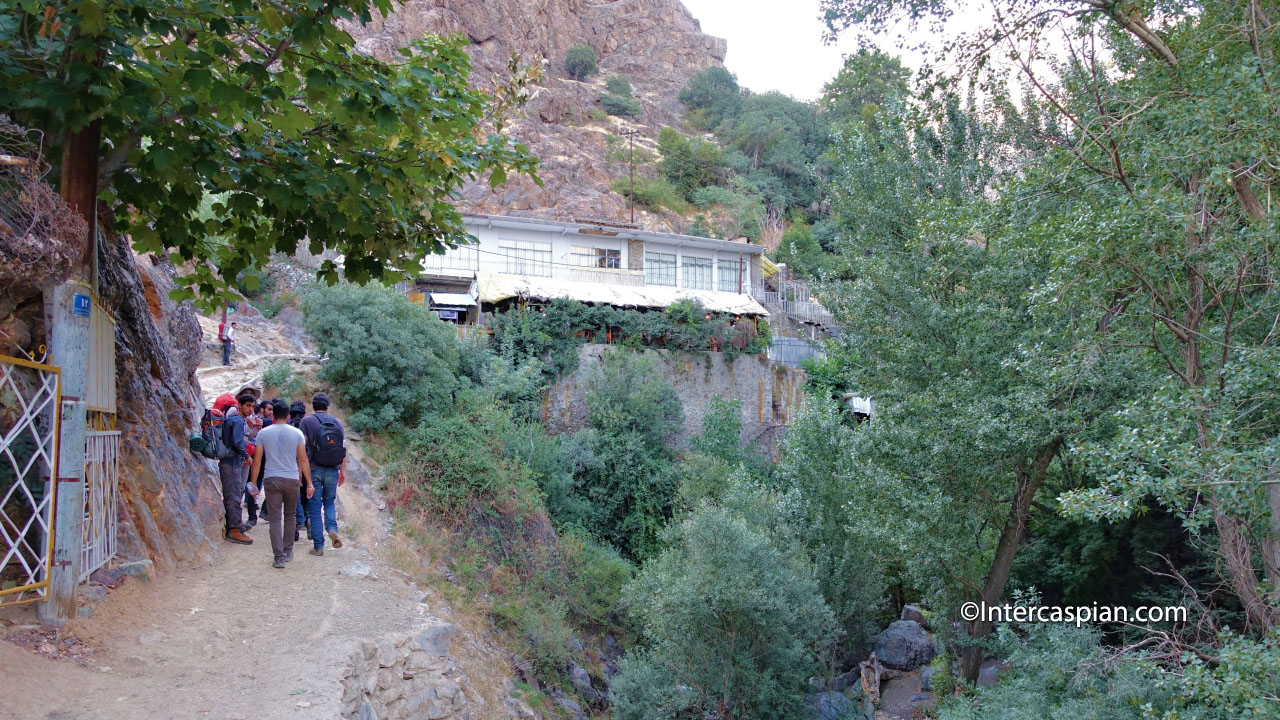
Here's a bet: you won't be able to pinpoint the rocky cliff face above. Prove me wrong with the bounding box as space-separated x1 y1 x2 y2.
341 0 726 231
96 228 222 571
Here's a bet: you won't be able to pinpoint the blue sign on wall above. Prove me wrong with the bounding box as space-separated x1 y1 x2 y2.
72 293 91 317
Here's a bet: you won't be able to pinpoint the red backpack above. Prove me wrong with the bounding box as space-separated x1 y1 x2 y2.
217 321 226 341
213 392 237 415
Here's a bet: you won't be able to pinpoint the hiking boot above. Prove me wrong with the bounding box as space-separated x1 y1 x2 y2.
226 528 253 545
273 557 286 569
328 531 343 549
309 547 324 557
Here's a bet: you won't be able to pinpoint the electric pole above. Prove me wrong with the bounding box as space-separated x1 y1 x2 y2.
622 129 639 224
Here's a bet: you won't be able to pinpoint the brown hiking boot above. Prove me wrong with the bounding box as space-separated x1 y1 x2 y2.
226 528 253 545
328 531 343 548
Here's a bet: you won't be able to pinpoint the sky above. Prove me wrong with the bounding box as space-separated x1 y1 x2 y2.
679 0 975 101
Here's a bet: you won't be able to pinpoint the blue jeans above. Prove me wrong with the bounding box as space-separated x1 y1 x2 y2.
296 492 308 533
308 466 339 548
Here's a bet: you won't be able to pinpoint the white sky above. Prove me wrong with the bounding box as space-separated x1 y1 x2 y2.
679 0 985 101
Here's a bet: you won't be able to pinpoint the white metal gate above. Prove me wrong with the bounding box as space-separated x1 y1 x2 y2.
0 354 60 607
80 430 119 582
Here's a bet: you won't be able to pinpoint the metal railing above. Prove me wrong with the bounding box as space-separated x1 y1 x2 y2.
80 430 119 583
768 337 826 369
0 354 60 607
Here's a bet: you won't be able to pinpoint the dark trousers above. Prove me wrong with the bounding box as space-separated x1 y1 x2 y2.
242 463 259 521
263 476 300 561
219 460 246 533
221 339 232 365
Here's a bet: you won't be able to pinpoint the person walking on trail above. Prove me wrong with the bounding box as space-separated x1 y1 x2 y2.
288 400 310 543
248 399 314 569
218 320 237 366
299 393 347 556
219 393 257 544
234 400 266 527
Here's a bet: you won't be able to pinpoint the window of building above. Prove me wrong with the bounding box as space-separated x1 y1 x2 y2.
681 256 713 290
571 245 622 269
499 239 552 277
717 258 743 292
645 251 677 286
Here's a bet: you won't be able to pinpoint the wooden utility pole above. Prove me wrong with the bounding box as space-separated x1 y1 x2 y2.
38 117 100 625
622 129 639 224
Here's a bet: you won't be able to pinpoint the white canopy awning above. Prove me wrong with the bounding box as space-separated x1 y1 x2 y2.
476 273 768 316
429 292 477 309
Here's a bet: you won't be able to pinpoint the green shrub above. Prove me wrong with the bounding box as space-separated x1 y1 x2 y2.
610 176 689 214
657 127 727 197
262 358 303 397
587 108 608 122
611 499 836 720
605 74 632 96
562 531 633 626
564 44 597 80
493 596 575 680
602 93 642 118
394 407 509 516
689 184 737 209
678 66 742 130
301 283 460 431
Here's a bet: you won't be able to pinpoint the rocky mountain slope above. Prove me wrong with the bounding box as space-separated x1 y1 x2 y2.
342 0 726 230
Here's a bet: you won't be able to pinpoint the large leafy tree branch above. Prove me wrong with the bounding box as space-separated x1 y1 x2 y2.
0 0 540 307
819 0 1280 643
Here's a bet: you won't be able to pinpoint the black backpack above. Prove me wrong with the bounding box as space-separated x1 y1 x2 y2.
309 413 347 468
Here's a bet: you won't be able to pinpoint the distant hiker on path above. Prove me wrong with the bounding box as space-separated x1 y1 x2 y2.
299 393 347 555
248 399 314 569
218 320 237 366
220 393 256 545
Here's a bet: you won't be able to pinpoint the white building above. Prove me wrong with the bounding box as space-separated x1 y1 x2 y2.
416 214 769 321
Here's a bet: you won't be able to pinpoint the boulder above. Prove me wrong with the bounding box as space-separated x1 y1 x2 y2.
900 604 928 628
920 665 936 691
874 620 937 671
808 691 855 720
569 664 600 704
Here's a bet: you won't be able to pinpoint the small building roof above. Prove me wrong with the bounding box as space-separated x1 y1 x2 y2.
476 273 769 316
429 292 476 309
462 214 766 255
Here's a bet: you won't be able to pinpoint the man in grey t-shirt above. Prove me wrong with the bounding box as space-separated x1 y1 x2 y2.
249 399 314 568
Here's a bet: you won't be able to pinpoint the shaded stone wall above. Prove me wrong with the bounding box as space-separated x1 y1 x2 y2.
543 344 806 457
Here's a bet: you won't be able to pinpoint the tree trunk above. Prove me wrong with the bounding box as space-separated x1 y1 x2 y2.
959 440 1060 684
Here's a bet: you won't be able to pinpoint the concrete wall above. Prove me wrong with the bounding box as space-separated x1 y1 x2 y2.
542 344 807 458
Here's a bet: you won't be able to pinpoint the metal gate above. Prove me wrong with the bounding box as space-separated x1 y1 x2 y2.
0 354 60 607
80 430 119 582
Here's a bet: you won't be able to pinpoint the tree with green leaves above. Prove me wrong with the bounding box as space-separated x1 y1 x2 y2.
612 482 836 720
564 43 597 80
677 65 741 130
820 0 1280 675
820 48 911 124
0 0 539 307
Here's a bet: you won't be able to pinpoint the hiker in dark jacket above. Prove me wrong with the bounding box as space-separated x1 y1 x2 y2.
288 401 309 542
299 393 346 555
220 393 257 544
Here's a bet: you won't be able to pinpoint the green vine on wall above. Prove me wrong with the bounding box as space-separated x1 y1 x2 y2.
488 298 770 378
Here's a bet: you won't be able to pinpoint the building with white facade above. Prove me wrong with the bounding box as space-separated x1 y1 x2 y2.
415 214 769 321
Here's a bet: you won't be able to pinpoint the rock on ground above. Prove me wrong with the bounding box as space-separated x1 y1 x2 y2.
874 620 938 671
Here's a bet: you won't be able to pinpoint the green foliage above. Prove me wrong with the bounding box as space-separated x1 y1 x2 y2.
588 108 609 122
492 596 575 680
262 359 303 398
301 284 460 432
489 299 765 379
605 75 633 96
689 185 737 209
686 214 714 238
564 44 598 80
656 127 728 197
612 487 836 720
611 176 690 214
820 48 910 122
602 92 642 118
774 222 827 277
577 349 684 558
678 66 742 130
561 532 634 627
0 3 539 306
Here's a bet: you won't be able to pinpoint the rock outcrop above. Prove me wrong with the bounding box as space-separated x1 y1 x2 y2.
340 0 726 231
96 229 223 569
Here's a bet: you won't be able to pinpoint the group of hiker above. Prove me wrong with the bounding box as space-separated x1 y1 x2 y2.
216 319 237 366
198 389 348 569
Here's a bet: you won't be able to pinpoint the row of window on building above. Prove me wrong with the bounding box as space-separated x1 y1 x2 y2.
642 251 742 292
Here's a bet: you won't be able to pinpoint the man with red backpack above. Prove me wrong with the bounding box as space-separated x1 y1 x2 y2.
299 393 346 555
